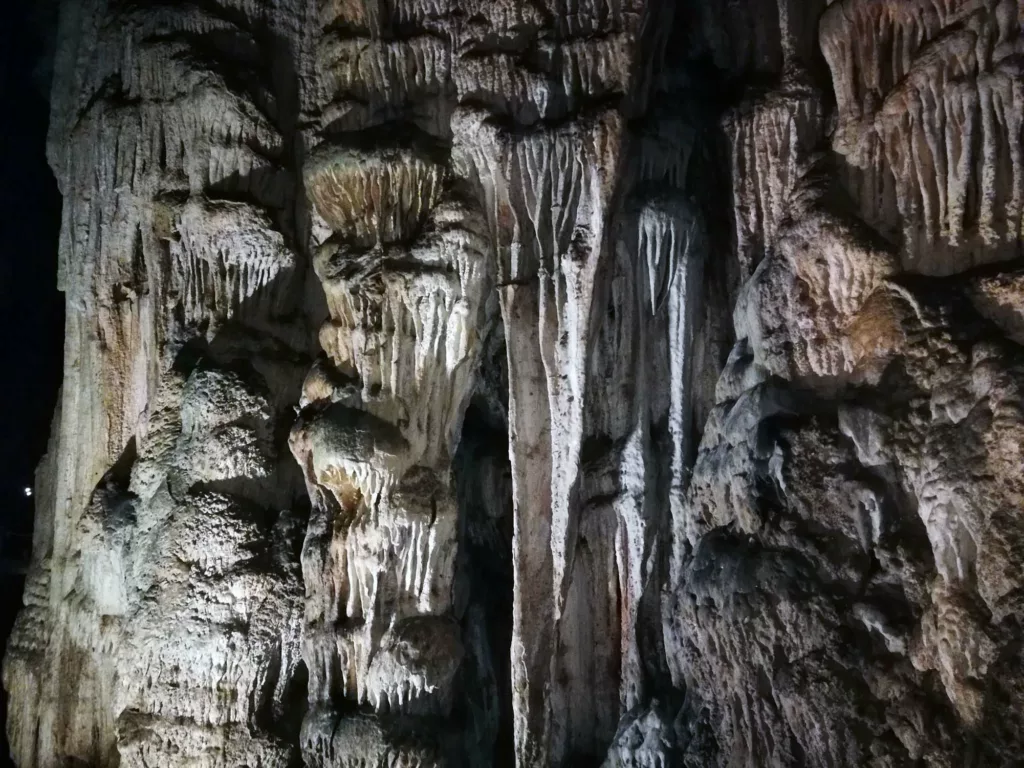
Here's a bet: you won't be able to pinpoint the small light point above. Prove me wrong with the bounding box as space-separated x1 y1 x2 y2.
23 487 32 498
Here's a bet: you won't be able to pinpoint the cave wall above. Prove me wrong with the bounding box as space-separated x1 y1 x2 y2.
6 0 1024 766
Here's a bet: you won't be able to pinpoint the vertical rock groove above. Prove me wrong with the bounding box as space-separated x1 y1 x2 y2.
7 0 1024 766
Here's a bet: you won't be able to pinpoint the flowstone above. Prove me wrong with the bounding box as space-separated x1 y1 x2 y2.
9 1 1024 766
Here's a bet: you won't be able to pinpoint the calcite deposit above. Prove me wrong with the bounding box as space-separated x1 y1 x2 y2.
8 0 1024 766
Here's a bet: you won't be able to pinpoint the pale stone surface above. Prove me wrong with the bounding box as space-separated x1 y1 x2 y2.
8 0 1024 766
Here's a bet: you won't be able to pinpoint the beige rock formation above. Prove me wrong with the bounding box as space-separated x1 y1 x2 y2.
7 0 1024 766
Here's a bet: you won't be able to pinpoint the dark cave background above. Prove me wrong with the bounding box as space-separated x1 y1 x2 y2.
0 1 64 765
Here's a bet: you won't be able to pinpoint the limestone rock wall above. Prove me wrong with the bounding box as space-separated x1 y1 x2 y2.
7 0 1024 766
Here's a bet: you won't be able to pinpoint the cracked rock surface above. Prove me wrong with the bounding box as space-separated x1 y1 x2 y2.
7 0 1024 766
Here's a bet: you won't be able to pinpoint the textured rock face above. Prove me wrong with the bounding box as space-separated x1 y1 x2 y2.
7 0 1024 766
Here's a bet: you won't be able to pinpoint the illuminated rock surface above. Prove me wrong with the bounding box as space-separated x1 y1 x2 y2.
7 0 1024 765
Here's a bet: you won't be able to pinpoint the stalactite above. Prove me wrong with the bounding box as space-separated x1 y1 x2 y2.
11 0 1024 766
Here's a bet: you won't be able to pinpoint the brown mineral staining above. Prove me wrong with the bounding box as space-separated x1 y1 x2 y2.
847 286 909 374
